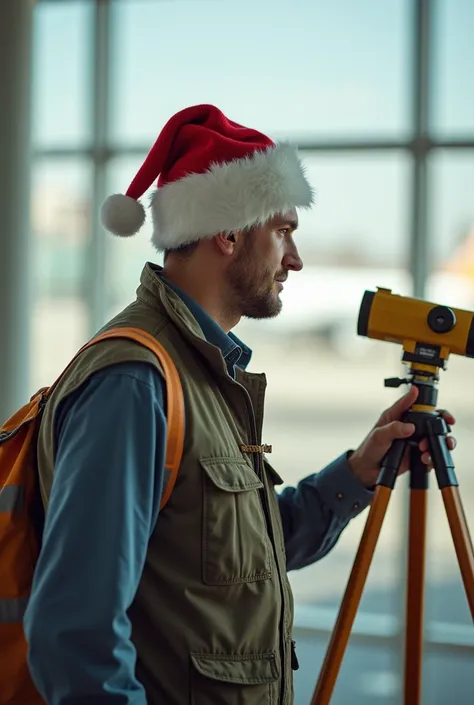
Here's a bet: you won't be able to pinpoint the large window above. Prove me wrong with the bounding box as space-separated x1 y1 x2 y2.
32 1 92 147
108 0 410 143
32 1 474 703
31 158 92 389
430 0 474 137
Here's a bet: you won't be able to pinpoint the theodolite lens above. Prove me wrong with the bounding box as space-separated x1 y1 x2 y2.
427 306 456 334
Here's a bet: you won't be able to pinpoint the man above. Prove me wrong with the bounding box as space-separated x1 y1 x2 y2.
24 104 456 705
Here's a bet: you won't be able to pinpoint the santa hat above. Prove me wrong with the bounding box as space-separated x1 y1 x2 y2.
101 104 314 251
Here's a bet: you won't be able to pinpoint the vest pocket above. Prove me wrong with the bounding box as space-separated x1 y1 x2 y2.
199 458 272 585
189 651 279 705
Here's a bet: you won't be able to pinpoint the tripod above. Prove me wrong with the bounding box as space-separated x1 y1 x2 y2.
310 352 474 705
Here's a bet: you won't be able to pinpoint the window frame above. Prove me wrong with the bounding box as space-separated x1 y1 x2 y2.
34 0 474 665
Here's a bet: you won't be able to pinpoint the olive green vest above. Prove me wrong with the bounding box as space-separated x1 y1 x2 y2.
37 263 296 704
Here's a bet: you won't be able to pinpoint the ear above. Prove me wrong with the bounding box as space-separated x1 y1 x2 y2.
214 231 239 257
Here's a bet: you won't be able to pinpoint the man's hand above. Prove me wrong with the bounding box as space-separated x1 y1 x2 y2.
348 385 457 489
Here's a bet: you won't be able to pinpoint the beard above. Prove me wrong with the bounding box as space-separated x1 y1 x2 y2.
227 242 286 320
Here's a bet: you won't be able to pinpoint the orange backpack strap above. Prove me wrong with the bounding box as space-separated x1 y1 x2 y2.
46 327 185 510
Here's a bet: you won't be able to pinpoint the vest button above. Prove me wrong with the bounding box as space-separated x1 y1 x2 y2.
336 492 344 500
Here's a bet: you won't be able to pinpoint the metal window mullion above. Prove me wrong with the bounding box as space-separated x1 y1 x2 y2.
32 137 474 162
0 0 34 422
411 0 432 300
87 0 111 336
393 0 433 685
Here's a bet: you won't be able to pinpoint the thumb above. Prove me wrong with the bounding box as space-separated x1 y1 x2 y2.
384 385 419 422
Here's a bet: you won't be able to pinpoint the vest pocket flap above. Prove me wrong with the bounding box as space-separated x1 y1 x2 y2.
190 652 279 684
200 458 264 492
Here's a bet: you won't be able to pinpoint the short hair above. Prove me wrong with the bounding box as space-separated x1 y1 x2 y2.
163 241 199 262
162 225 258 262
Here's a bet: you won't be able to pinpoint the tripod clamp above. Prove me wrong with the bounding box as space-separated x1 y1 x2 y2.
378 368 457 493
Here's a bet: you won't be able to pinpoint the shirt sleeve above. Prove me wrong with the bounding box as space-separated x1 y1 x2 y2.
277 452 374 571
23 362 167 705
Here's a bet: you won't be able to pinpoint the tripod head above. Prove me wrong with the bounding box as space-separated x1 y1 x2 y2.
384 356 439 414
383 355 443 450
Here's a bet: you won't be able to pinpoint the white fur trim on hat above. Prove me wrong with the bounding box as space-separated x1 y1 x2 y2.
101 193 146 237
149 142 314 251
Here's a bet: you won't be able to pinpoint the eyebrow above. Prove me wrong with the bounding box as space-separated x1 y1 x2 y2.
277 218 298 231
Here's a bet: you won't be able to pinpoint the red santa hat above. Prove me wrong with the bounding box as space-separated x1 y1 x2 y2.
101 104 314 251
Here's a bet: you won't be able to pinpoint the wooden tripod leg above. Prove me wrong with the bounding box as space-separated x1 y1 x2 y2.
427 418 474 620
440 486 474 619
310 484 393 705
404 449 428 705
309 438 406 705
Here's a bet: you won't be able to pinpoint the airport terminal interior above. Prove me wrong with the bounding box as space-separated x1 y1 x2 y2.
1 1 473 703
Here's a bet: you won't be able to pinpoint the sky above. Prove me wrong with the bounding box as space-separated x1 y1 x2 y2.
31 0 474 266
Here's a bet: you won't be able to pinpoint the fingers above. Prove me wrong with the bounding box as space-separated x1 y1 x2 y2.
437 409 456 428
373 400 458 472
418 408 457 456
421 437 456 468
419 435 457 451
382 395 456 430
373 420 415 447
421 451 432 466
418 436 457 465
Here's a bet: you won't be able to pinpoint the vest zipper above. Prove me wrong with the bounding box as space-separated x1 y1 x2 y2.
238 385 288 705
291 640 299 670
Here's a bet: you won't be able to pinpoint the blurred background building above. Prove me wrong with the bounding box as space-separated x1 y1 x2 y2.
1 0 473 703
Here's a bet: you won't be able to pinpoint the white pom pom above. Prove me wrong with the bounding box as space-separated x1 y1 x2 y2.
100 194 146 237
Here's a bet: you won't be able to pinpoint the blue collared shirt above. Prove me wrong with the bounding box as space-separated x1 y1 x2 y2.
24 273 373 705
162 276 253 377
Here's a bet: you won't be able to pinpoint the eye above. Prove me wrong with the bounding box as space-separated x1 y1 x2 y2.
278 228 290 236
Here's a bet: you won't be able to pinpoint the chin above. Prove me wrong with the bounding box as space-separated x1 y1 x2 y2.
242 303 281 320
240 287 283 320
268 292 283 317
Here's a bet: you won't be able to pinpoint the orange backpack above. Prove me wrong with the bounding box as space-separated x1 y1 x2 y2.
0 326 185 705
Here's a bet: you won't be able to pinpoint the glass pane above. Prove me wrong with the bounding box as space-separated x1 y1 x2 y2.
238 153 412 622
104 156 161 320
32 1 92 147
422 650 474 705
295 635 474 704
293 633 399 705
31 158 92 390
431 0 474 137
424 149 474 630
429 150 474 276
109 0 410 145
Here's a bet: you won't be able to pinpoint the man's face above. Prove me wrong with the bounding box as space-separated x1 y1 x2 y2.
227 210 303 320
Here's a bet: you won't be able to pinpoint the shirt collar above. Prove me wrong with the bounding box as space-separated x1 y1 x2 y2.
160 275 252 373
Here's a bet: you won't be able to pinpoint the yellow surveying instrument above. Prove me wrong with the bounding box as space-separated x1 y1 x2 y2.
311 287 474 705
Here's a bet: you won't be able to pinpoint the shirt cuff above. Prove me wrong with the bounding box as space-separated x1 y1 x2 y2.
316 451 374 520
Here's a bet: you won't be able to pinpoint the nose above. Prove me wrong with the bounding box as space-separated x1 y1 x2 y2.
282 245 303 272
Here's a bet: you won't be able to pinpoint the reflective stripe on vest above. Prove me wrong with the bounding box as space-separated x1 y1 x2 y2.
0 484 24 513
0 596 29 623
